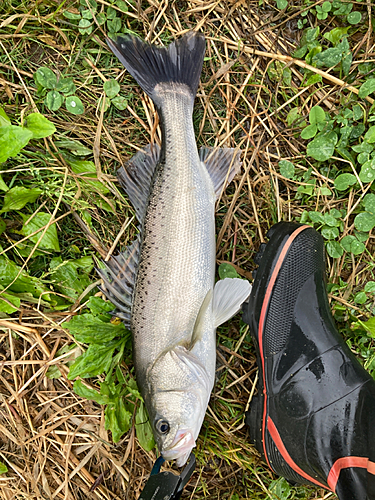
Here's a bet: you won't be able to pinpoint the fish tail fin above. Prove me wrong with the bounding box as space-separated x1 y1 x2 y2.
106 31 205 104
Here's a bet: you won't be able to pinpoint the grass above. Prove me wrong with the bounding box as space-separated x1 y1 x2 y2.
0 0 375 498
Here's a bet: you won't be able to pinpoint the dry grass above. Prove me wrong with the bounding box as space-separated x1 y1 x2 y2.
0 0 374 498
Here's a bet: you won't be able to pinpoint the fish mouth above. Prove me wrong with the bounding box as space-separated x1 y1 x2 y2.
161 429 196 466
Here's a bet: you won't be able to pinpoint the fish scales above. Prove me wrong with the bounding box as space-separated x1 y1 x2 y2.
101 31 251 466
133 86 216 382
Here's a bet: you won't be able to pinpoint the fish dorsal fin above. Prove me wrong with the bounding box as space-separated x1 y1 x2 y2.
189 289 213 349
212 278 251 328
97 234 141 326
199 147 241 199
117 144 160 222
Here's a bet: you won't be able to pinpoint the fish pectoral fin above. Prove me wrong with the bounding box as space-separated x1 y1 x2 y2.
117 144 160 223
212 278 252 328
189 289 213 349
199 147 241 199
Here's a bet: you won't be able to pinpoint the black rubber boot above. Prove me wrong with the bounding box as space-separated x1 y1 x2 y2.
243 222 375 499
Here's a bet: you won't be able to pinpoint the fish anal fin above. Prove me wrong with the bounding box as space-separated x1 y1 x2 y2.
212 278 251 328
117 144 160 222
199 147 241 199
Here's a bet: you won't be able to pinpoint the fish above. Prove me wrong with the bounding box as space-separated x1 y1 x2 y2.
99 31 251 466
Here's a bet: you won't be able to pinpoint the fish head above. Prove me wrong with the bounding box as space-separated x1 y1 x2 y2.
147 346 213 467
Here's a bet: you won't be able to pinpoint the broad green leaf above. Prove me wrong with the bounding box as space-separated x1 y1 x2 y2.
279 160 295 179
305 73 322 86
326 240 344 258
309 106 325 125
354 212 375 232
106 6 117 19
340 235 365 255
81 8 94 19
0 290 20 313
0 126 33 163
78 18 93 35
111 95 128 110
320 186 332 196
21 212 60 252
321 225 339 239
104 79 120 98
361 317 375 337
49 256 94 300
324 213 340 227
352 142 373 154
286 107 303 126
359 159 375 183
354 230 369 242
313 47 342 69
1 186 42 212
56 77 76 95
87 296 114 318
96 12 107 25
347 11 361 24
307 131 337 161
45 365 62 379
45 90 64 111
55 139 91 156
73 379 109 404
25 113 56 139
364 126 375 143
301 124 317 140
363 193 375 214
115 0 128 11
342 50 352 76
67 159 109 194
0 175 8 192
308 211 325 224
269 478 291 500
135 401 155 451
365 281 375 293
334 173 357 191
0 462 7 474
359 79 375 99
35 67 57 89
63 10 81 20
218 263 240 279
62 313 128 343
0 255 52 301
357 152 369 165
98 95 111 112
354 291 367 304
68 338 124 379
107 17 121 33
105 396 132 442
323 27 349 45
65 96 84 115
0 107 11 127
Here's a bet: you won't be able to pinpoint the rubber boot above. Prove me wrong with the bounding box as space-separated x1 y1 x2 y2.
242 222 375 500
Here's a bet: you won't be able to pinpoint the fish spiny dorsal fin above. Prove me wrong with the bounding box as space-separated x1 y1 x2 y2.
212 278 251 328
189 289 213 350
117 144 160 223
97 234 141 326
199 147 241 199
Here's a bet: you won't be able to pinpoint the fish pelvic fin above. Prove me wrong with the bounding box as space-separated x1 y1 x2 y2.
212 278 252 328
200 147 242 199
118 143 160 223
106 31 206 104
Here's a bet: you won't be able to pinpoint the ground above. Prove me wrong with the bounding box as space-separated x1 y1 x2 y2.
0 0 374 499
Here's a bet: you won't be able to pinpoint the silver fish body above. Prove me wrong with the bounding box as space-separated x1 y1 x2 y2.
101 32 251 466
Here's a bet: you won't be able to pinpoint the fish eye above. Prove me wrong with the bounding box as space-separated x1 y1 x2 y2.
155 419 170 434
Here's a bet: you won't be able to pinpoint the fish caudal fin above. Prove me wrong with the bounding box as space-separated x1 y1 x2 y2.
200 147 241 199
106 31 206 104
212 278 251 328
